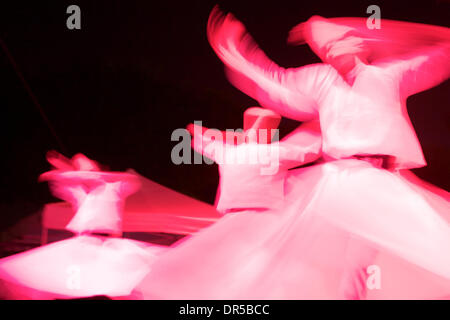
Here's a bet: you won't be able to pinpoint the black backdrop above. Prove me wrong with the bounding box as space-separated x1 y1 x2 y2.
1 0 449 230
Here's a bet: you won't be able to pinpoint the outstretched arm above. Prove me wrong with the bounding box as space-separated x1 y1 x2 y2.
288 15 450 98
46 151 102 171
207 7 336 121
378 43 450 98
369 22 450 97
187 123 223 162
278 120 322 169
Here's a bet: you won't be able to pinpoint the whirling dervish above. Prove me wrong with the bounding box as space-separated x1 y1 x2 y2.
188 107 322 212
205 6 450 298
0 152 164 299
1 5 449 300
136 107 352 299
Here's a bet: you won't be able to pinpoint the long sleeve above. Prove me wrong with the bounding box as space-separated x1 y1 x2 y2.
278 121 322 169
207 7 335 122
380 44 450 98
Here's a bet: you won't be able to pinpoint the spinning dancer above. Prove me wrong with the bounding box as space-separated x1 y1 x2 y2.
189 107 322 212
41 151 140 236
0 152 163 299
135 107 343 299
207 7 450 298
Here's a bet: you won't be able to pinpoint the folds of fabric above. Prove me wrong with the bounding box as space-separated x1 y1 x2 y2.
135 207 353 299
136 160 450 299
290 16 450 65
134 165 352 299
299 159 450 279
0 236 165 299
207 8 450 170
39 171 141 235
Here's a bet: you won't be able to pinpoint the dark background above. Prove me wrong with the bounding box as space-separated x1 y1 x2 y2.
1 0 449 230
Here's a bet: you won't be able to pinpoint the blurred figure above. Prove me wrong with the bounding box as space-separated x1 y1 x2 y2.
207 7 450 298
135 108 343 299
188 107 322 212
40 151 141 235
208 8 450 168
0 152 162 299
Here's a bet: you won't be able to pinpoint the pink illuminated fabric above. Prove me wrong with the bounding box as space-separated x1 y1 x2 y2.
42 170 221 235
288 16 450 66
207 8 450 169
1 11 449 300
192 8 450 299
0 236 164 299
0 153 165 299
40 152 141 235
188 121 322 212
136 160 450 299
